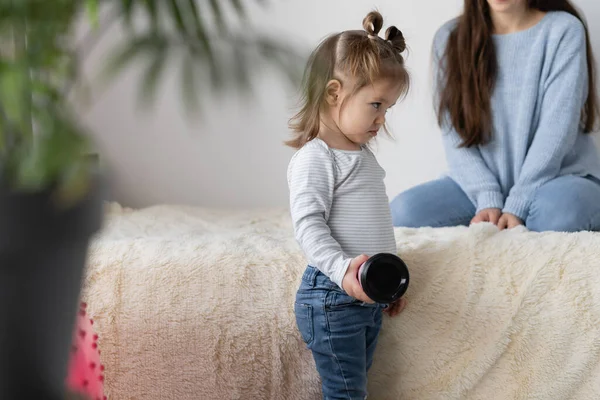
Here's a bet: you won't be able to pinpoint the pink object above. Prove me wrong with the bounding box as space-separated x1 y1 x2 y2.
66 302 106 400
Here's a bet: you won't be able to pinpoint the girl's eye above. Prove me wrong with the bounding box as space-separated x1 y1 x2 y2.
371 103 381 110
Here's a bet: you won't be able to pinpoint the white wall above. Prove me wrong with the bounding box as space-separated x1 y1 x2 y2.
79 0 600 208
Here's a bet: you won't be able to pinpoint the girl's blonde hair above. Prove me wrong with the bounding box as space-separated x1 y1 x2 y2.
286 11 410 149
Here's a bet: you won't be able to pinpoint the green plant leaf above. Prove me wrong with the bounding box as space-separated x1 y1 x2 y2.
167 0 188 36
86 0 99 29
139 47 168 105
187 2 212 54
102 35 160 80
207 0 226 33
0 62 31 138
181 52 200 117
120 0 135 26
142 0 159 30
229 0 246 18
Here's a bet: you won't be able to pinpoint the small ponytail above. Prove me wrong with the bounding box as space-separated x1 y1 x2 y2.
385 26 407 55
363 11 384 38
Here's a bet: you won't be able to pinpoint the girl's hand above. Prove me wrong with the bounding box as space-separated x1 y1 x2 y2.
471 208 502 225
383 298 407 317
342 254 375 304
497 213 524 230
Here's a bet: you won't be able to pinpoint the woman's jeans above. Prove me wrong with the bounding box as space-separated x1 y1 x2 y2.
294 266 383 400
390 175 600 232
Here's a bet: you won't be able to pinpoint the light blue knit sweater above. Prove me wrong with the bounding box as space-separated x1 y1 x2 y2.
434 11 600 220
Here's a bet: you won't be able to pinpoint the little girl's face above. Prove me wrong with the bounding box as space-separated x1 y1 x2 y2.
333 78 404 145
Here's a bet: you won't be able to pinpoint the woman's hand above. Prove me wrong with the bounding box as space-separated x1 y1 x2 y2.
471 208 502 225
497 213 524 230
342 254 375 304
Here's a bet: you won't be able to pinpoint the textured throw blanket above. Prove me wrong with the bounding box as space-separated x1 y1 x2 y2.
82 204 600 400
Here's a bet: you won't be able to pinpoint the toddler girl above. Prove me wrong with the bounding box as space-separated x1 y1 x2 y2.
287 11 410 400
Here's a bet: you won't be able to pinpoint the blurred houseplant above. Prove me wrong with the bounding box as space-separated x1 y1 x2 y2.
0 1 301 399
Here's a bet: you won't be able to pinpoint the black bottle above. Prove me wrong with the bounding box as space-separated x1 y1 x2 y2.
358 253 410 304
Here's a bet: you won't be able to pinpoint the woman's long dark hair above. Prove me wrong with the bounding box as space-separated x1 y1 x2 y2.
438 0 598 147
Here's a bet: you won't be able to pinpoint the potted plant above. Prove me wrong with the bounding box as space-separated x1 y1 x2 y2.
0 1 300 399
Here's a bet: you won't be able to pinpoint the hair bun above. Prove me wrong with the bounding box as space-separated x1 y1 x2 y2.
362 11 384 38
385 26 406 53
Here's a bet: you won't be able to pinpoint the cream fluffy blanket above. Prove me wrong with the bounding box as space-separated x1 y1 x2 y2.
82 204 600 400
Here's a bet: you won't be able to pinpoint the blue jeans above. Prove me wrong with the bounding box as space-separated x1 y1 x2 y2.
390 175 600 232
294 266 383 400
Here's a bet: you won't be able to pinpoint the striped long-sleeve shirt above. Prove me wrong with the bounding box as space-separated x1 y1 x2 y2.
287 138 396 289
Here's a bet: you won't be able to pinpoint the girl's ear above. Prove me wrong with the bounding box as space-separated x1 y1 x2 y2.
325 79 342 106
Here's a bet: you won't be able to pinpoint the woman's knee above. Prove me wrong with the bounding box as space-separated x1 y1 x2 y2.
526 176 600 232
527 209 590 232
527 203 597 232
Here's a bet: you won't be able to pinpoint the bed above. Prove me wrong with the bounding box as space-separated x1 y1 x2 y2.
81 203 600 399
